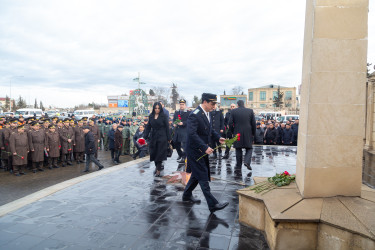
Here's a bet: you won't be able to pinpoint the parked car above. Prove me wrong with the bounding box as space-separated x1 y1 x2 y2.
277 115 299 123
4 112 14 117
15 109 43 118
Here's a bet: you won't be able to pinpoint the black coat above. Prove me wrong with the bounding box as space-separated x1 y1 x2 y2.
265 128 277 145
255 127 264 144
172 109 190 143
84 131 96 154
282 128 294 145
224 110 233 138
144 113 171 162
114 129 123 150
108 129 115 150
186 106 221 182
291 123 299 143
228 107 256 149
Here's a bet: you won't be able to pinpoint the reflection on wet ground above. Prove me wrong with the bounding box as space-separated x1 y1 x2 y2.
0 146 296 249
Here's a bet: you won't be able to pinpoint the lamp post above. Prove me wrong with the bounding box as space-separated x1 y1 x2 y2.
9 76 23 112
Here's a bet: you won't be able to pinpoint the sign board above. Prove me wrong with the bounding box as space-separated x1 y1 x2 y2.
118 100 128 107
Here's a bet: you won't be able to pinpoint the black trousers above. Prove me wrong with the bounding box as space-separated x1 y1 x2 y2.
235 148 253 167
183 175 218 209
174 141 186 158
114 150 121 162
85 153 103 171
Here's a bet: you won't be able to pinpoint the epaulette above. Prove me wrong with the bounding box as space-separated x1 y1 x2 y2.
193 109 200 115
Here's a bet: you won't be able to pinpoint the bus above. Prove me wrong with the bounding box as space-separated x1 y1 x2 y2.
73 109 96 119
15 109 43 118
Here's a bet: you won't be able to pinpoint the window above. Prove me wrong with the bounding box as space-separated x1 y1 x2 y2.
273 91 278 100
260 104 267 108
285 91 292 100
249 92 253 101
260 91 266 101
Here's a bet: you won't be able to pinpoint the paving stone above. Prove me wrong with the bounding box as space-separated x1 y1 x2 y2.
1 234 45 250
199 232 231 249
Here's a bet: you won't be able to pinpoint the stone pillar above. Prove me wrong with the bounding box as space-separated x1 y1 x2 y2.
296 0 369 198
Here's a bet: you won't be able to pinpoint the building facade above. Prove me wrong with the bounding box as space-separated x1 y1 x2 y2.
247 85 297 110
219 95 247 112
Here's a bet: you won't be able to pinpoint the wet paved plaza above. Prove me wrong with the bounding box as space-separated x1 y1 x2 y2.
0 146 296 250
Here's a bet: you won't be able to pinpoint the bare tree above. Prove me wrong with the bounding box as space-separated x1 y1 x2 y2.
231 86 243 95
153 86 168 104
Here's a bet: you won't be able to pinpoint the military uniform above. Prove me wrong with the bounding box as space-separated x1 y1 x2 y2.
28 122 46 172
74 123 85 163
129 123 138 155
89 120 100 158
122 120 131 155
172 100 190 163
182 93 228 213
9 125 29 176
60 119 75 166
45 125 60 168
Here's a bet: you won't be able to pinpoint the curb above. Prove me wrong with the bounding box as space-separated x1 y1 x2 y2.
0 157 149 218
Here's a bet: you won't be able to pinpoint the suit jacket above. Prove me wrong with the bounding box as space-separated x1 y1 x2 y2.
186 106 221 182
84 131 96 154
228 106 256 148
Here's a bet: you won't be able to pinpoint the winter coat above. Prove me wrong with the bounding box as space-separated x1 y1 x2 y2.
224 110 233 138
254 127 264 144
90 124 100 149
282 128 294 145
74 126 85 153
114 129 123 150
59 126 75 154
133 130 147 151
10 131 29 166
291 123 299 143
265 128 278 145
45 131 61 158
210 109 224 134
28 129 46 162
84 131 96 154
172 109 190 143
108 128 116 150
144 113 171 162
228 107 256 149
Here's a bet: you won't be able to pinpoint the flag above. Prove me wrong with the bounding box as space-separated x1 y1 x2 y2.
133 78 139 81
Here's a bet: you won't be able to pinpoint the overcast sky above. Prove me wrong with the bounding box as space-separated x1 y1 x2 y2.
0 0 374 108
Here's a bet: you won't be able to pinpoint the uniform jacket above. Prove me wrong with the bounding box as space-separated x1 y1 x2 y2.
10 131 29 166
172 109 190 143
0 127 11 159
224 110 233 138
60 126 75 154
210 109 224 134
122 124 130 140
84 131 96 154
74 126 85 153
186 105 221 182
45 131 61 158
28 129 46 162
228 107 256 148
90 124 100 149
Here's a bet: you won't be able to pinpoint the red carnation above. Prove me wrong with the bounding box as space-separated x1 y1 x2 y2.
284 171 290 176
21 156 24 159
59 145 61 148
237 133 240 141
137 138 146 146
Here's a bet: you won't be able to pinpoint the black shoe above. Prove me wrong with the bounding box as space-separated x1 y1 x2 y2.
209 202 229 213
67 162 73 166
76 161 81 164
49 166 53 170
38 168 44 172
82 169 89 173
114 161 119 164
176 156 181 161
223 153 229 159
98 166 103 170
182 196 201 204
14 173 21 176
33 170 37 173
79 160 85 163
54 165 59 168
244 163 252 170
131 154 136 160
62 164 66 167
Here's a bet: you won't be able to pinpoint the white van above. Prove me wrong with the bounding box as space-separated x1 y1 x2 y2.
277 115 299 123
15 109 43 118
73 110 96 120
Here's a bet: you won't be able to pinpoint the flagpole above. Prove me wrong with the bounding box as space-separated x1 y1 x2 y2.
138 72 140 91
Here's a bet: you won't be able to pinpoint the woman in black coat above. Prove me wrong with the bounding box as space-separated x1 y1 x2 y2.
144 102 171 177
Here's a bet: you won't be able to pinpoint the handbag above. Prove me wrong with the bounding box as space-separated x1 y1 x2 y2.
167 142 173 158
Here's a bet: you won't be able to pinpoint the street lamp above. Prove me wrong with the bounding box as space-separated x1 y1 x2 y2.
9 76 23 112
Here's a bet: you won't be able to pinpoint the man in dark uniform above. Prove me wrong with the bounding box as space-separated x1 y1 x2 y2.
172 99 190 163
182 93 228 213
210 103 224 159
228 100 256 170
223 103 236 159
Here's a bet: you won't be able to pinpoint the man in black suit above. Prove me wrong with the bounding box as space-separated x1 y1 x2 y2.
183 93 229 213
172 99 190 163
209 104 224 159
228 100 256 170
83 126 104 172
